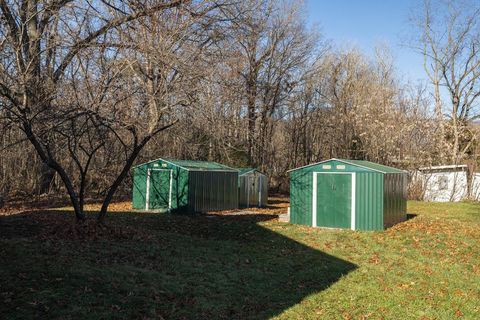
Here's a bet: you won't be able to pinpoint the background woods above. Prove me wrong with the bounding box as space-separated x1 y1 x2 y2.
0 0 479 214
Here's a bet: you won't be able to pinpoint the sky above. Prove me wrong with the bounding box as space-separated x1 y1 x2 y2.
305 0 426 83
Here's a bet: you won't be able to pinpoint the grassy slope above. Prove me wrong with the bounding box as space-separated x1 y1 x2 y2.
0 201 479 319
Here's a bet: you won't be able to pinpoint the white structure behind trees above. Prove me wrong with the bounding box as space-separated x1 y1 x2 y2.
473 173 480 200
414 165 480 202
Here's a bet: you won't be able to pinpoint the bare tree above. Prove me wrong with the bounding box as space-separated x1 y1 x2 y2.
222 0 319 167
411 0 480 164
0 0 459 204
0 0 225 222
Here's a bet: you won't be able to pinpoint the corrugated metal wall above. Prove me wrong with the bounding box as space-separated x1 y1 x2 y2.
239 172 268 208
355 172 384 231
290 168 314 226
188 171 238 212
132 166 147 209
260 174 268 207
170 167 189 211
383 173 407 228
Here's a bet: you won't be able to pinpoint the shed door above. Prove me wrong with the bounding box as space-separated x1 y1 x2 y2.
316 174 351 228
248 175 259 207
149 170 171 209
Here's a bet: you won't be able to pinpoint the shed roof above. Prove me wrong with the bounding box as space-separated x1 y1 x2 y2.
288 158 406 174
237 168 256 175
418 164 468 171
236 167 266 176
135 158 237 171
346 159 406 174
164 159 236 171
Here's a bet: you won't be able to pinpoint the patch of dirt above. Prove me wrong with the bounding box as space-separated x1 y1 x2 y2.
210 197 289 216
81 201 133 213
0 196 70 216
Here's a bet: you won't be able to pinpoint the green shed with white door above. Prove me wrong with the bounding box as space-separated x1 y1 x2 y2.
288 159 407 231
132 159 238 213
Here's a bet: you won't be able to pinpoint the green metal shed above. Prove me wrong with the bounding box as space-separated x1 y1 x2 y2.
288 158 407 231
132 159 238 213
237 168 268 208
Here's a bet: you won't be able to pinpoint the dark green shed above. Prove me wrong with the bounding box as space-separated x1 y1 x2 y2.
132 159 238 213
288 159 407 231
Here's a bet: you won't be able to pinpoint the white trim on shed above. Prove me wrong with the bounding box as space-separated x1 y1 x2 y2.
312 172 356 230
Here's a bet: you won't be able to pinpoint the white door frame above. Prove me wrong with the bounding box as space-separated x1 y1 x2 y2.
312 172 356 230
258 174 262 207
246 176 250 208
145 168 173 211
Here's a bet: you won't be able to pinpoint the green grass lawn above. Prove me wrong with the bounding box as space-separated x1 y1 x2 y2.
1 201 479 319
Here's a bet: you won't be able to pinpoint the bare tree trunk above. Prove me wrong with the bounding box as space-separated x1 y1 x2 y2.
97 121 178 223
23 122 85 220
97 145 145 223
39 164 55 195
246 62 258 163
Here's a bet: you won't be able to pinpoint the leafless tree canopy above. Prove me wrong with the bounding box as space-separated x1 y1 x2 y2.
410 0 480 163
0 0 479 219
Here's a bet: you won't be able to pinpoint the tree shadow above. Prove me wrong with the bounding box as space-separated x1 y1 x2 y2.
407 213 418 220
0 210 357 319
267 198 290 205
0 196 72 212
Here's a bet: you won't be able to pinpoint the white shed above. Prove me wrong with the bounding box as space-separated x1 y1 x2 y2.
473 173 480 200
416 165 480 202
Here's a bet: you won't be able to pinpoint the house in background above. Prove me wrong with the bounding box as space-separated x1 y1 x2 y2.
416 165 480 202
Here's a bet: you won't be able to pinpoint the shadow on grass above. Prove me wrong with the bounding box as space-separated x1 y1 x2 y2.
0 210 356 320
407 213 418 220
267 198 289 205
